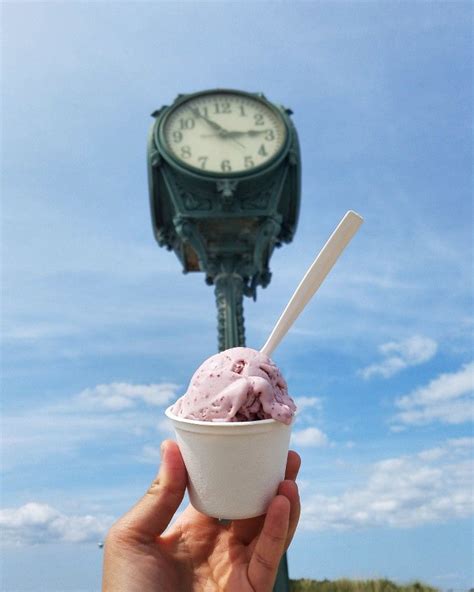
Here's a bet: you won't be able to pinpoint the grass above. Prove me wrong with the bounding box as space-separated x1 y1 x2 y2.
289 579 439 592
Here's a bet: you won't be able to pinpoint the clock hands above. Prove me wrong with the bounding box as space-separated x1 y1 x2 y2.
227 129 270 138
190 107 246 149
190 107 225 133
200 129 270 138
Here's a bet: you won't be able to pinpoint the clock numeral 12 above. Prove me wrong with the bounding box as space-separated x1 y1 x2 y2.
214 101 231 115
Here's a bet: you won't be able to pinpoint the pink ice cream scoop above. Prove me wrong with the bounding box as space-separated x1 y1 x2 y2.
171 347 296 425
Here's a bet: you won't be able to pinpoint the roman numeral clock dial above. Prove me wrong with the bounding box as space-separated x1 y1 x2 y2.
160 91 287 175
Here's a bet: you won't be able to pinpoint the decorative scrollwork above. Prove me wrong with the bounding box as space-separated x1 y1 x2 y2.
182 191 212 211
149 150 162 168
288 148 299 166
173 215 209 270
241 180 278 210
216 179 239 210
216 179 239 198
155 227 175 249
241 191 271 210
150 107 167 118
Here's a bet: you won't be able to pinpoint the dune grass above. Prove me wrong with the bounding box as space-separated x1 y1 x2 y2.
289 579 439 592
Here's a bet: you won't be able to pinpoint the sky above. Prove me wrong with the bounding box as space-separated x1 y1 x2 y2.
1 2 473 591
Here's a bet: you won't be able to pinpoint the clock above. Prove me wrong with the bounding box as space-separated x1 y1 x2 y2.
158 89 288 175
148 87 301 288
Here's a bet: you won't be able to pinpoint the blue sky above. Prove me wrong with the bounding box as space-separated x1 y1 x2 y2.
1 2 472 591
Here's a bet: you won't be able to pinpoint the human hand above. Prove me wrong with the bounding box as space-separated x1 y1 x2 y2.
102 440 301 592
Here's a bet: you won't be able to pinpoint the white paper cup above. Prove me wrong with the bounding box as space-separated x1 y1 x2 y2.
165 406 293 520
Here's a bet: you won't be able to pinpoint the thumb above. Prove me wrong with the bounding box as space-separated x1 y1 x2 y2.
114 440 187 543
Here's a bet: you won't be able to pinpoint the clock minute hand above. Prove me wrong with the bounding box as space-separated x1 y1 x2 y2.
190 107 227 134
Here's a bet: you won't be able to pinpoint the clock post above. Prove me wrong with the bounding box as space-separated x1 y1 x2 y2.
147 89 301 590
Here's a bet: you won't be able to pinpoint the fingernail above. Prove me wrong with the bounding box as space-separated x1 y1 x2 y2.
160 442 166 459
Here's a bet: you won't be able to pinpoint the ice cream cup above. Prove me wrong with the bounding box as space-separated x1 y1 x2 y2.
165 406 294 520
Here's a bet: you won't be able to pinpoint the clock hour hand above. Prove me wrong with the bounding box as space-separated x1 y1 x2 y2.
223 129 270 138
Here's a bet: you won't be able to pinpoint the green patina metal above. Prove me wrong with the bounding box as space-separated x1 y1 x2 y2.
147 88 301 352
147 90 301 589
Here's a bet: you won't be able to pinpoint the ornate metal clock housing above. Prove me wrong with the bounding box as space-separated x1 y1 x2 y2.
147 88 301 349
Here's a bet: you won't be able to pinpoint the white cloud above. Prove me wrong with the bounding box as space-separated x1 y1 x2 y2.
301 438 474 531
292 427 329 447
293 396 323 413
393 362 473 426
0 502 113 545
2 322 82 342
138 420 176 463
359 335 438 379
77 382 180 411
157 417 175 436
2 382 181 469
139 445 162 464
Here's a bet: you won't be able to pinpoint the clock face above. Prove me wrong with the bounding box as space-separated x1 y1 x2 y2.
161 92 287 174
